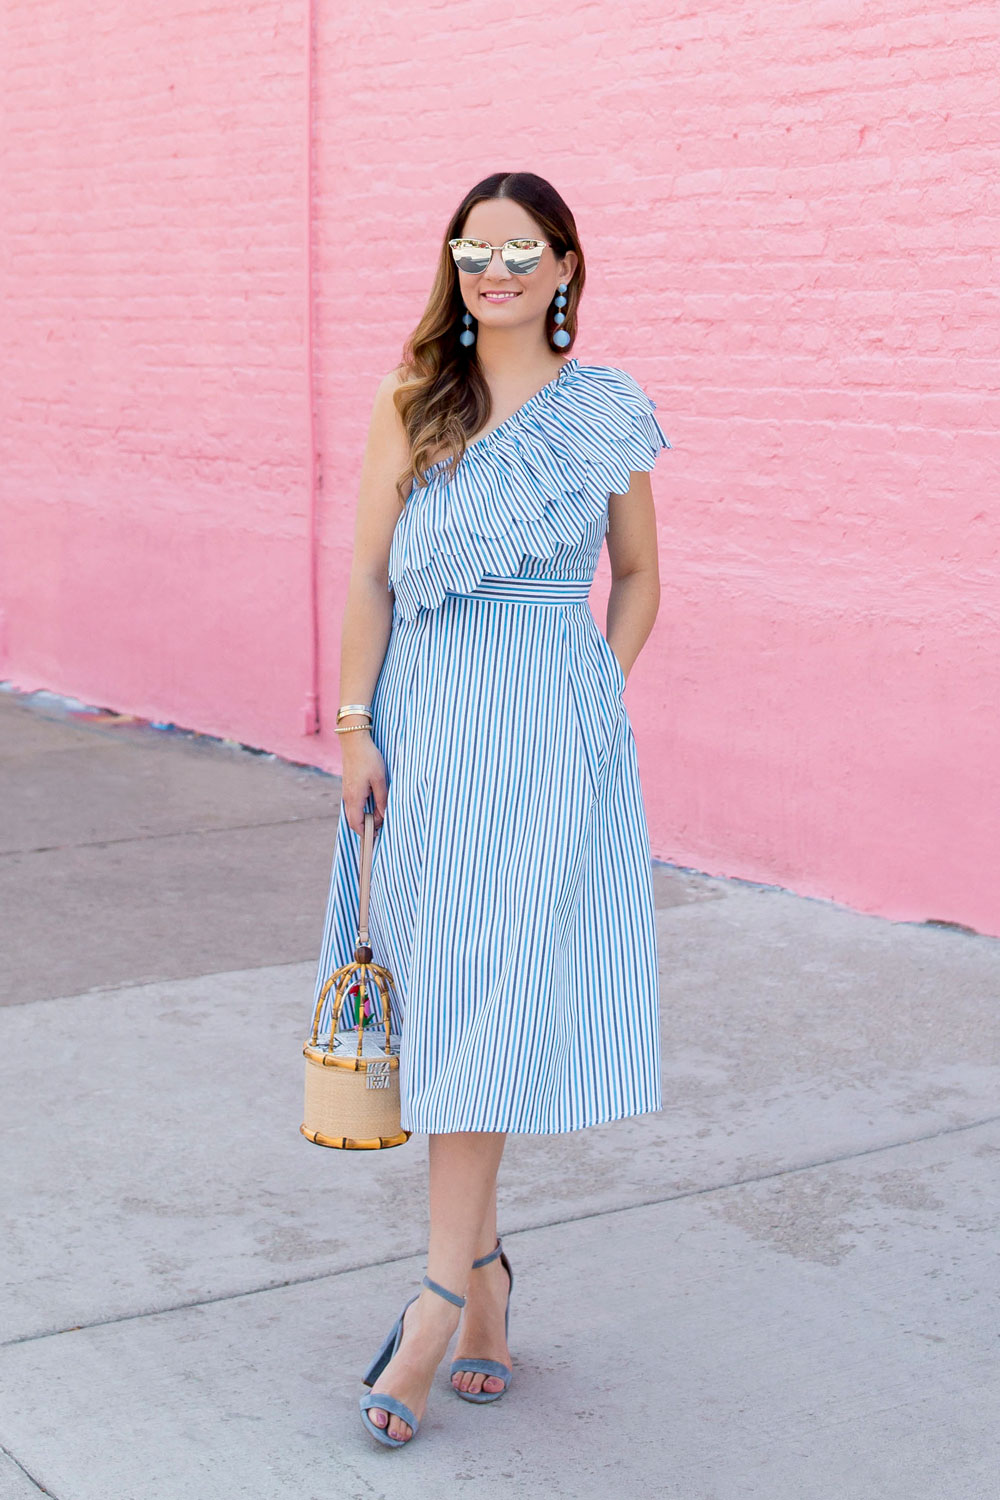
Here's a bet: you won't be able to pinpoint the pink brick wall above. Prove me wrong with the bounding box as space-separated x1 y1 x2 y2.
2 1 998 934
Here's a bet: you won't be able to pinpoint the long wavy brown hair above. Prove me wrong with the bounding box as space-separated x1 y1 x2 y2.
390 172 586 504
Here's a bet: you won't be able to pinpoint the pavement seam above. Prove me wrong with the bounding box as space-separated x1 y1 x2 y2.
0 1442 57 1496
0 960 317 1011
1 810 340 861
1 961 316 1009
4 1108 998 1353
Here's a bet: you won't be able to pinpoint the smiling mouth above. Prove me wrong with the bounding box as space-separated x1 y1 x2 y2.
480 291 522 301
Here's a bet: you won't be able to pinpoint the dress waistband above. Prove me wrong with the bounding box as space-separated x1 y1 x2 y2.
444 575 592 605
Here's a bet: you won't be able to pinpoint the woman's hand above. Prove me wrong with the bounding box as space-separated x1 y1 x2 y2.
340 731 388 836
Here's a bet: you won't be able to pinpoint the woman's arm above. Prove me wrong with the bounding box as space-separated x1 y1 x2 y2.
338 369 411 835
605 471 661 684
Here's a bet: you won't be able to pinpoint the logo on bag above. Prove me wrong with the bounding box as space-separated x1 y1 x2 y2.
366 1060 391 1090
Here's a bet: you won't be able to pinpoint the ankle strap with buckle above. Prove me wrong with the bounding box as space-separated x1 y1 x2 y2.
422 1274 466 1307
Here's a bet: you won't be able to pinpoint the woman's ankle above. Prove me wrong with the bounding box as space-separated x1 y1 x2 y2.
411 1288 463 1339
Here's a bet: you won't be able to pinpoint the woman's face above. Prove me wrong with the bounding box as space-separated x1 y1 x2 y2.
455 200 577 341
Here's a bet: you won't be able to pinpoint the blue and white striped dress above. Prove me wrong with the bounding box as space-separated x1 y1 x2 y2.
311 357 671 1134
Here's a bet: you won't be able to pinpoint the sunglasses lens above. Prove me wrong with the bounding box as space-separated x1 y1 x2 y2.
450 239 492 274
502 240 545 275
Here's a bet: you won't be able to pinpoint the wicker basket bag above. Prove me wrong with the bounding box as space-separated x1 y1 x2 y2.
301 810 410 1150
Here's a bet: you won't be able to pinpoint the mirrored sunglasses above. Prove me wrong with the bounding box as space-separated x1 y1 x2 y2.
448 237 549 276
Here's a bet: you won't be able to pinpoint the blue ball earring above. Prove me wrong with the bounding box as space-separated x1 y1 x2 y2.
551 283 571 348
459 310 476 348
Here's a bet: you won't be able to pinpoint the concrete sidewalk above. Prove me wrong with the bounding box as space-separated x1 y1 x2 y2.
1 684 998 1500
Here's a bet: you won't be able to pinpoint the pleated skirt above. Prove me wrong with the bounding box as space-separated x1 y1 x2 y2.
310 573 662 1134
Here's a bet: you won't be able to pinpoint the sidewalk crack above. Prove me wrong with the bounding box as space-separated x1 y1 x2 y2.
0 1443 57 1496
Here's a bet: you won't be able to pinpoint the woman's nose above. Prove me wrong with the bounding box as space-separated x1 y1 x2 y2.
482 248 514 277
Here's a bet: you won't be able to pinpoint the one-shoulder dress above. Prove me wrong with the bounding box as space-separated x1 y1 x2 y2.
311 357 672 1134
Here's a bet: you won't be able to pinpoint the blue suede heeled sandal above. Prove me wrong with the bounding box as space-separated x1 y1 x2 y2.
359 1275 467 1447
450 1238 514 1403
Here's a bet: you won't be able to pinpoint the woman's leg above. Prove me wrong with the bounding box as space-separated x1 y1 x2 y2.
451 1176 513 1396
365 1130 507 1442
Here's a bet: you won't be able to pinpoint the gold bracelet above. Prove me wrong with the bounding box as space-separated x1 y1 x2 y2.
337 704 372 721
333 723 372 734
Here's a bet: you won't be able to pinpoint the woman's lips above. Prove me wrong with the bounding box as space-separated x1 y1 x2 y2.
480 291 521 302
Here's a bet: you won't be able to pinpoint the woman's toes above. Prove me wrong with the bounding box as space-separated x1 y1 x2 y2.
388 1415 411 1442
368 1407 388 1428
453 1367 509 1396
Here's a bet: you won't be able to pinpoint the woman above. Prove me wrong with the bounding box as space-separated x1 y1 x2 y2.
312 170 671 1448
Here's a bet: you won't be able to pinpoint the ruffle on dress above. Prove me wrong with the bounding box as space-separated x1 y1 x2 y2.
387 359 672 621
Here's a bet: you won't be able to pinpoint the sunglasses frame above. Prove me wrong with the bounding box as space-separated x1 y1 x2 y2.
448 236 552 276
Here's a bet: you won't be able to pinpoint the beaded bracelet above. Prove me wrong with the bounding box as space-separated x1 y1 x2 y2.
334 722 372 734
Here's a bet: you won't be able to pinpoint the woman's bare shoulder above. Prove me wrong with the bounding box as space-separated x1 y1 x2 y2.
366 366 408 430
374 364 409 399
